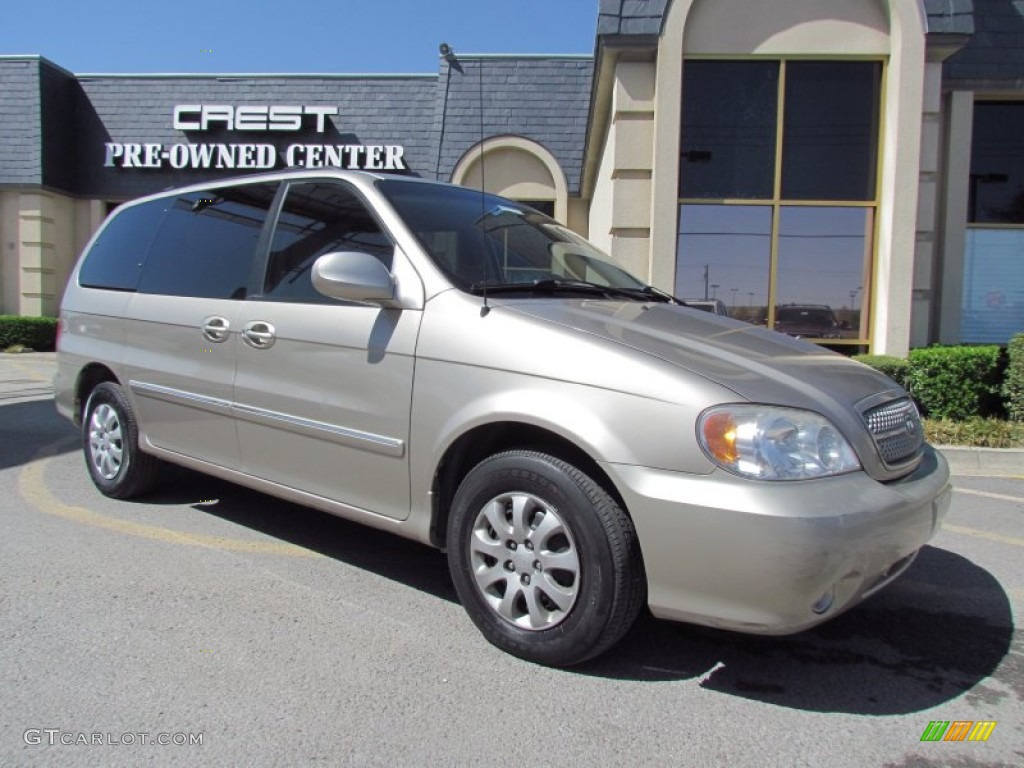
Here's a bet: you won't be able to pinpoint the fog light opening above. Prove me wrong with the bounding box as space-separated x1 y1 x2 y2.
811 587 835 615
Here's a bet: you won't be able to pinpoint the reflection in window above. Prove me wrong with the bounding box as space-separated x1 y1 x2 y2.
676 205 771 323
961 229 1024 343
776 207 870 339
263 182 392 303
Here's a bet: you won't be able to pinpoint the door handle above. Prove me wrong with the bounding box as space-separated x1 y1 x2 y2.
201 316 231 343
242 320 276 349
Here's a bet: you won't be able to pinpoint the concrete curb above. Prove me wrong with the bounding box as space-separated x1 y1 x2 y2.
937 446 1024 477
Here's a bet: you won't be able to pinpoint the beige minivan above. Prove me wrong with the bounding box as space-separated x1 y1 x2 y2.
55 169 951 666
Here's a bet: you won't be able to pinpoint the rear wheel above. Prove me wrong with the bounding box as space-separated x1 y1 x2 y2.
447 450 645 666
83 382 163 498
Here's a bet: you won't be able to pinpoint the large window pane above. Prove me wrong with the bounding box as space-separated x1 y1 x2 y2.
961 228 1024 343
781 62 881 201
676 205 771 323
970 102 1024 224
138 183 279 300
680 61 778 199
775 207 870 339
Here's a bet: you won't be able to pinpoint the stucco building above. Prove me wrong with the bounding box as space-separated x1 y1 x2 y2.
1 0 1021 355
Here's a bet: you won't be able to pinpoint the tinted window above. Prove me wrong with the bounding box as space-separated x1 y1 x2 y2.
262 182 393 303
680 61 778 199
781 61 881 201
78 198 168 291
137 183 278 299
970 101 1024 224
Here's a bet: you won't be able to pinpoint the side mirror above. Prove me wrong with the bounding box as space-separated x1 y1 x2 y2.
312 251 396 304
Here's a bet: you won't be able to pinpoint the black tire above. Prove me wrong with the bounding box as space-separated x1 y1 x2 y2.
447 450 645 667
82 382 163 499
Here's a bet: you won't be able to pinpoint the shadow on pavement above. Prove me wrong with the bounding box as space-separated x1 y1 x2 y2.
139 466 458 605
0 399 78 471
129 469 1015 717
584 545 1017 715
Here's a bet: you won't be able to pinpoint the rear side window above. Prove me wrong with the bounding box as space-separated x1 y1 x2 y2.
138 182 278 299
261 181 393 303
78 198 168 291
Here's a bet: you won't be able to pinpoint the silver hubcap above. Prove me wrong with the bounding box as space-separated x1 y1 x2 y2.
88 403 124 480
469 492 580 630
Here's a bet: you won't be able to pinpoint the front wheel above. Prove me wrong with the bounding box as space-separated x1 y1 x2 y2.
82 382 163 499
447 451 645 667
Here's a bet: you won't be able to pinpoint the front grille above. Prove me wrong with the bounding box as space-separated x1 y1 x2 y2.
863 397 924 467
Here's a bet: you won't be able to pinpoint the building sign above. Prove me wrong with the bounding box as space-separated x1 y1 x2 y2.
103 104 407 171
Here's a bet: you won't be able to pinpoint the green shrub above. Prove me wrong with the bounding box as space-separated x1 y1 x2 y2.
1004 333 1024 422
852 354 910 390
907 345 1003 420
0 315 58 352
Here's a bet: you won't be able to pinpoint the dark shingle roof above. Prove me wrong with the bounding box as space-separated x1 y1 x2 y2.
596 0 976 37
0 58 43 185
434 56 593 191
945 0 1024 82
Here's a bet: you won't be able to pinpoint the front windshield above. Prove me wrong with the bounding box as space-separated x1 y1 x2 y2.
377 179 648 294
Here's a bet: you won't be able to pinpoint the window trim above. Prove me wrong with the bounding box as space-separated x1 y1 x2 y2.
677 55 887 347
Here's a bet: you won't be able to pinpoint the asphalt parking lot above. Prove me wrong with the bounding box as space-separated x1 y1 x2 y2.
1 353 1021 767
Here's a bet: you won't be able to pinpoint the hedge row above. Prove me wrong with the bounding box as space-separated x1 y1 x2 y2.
1005 334 1024 422
0 316 58 352
855 337 1024 421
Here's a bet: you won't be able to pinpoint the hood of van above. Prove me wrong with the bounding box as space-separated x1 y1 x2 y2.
499 299 912 477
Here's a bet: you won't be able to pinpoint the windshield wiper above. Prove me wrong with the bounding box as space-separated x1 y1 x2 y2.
468 279 675 302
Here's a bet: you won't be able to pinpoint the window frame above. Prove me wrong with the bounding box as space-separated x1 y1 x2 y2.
677 56 887 348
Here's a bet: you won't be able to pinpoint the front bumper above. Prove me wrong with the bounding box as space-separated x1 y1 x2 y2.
604 446 951 633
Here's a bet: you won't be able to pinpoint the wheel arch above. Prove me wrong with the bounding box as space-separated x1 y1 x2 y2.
428 421 628 549
74 363 121 426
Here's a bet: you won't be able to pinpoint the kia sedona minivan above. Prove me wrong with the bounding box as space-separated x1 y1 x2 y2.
55 170 951 667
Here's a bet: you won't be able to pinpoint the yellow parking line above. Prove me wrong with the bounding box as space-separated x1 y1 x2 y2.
942 524 1024 548
19 440 318 558
954 487 1024 504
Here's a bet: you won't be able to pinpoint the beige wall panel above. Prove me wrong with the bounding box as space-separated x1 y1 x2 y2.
613 62 656 113
609 233 652 282
611 177 652 230
938 91 974 344
1 191 21 315
919 116 941 175
683 0 889 55
914 238 934 286
922 61 943 114
452 137 568 223
588 122 617 255
917 177 937 233
613 118 654 172
910 290 932 348
566 198 589 239
458 147 553 199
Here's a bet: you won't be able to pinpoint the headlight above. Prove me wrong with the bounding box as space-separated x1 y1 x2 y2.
698 405 861 480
